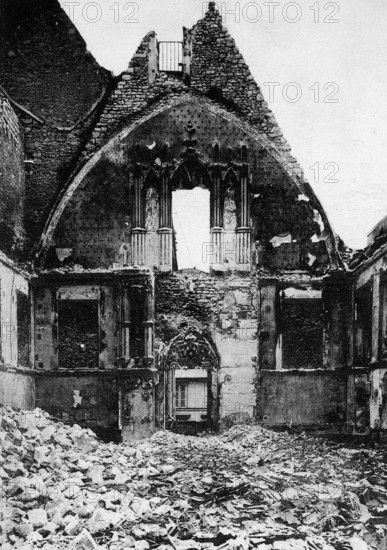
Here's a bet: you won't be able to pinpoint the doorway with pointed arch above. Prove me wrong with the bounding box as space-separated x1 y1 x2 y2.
162 330 220 434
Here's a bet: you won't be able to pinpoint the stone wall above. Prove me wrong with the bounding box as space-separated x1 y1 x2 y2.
35 370 156 442
258 278 350 371
31 271 157 440
155 271 259 426
260 370 347 431
0 371 35 410
0 95 25 256
349 246 387 433
33 283 116 372
0 0 112 255
44 99 335 274
83 3 302 177
188 4 291 161
0 256 30 368
0 255 34 410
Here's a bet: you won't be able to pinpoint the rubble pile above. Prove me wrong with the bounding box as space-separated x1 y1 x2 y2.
0 407 386 550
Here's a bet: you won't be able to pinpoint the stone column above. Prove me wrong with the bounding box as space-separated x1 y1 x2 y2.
236 227 251 265
131 228 146 266
381 275 387 360
158 171 173 271
236 167 250 269
120 285 130 361
372 269 381 363
143 287 155 362
210 169 223 269
211 227 223 268
131 169 146 265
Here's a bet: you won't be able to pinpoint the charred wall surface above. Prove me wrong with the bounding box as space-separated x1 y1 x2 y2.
348 240 387 434
31 271 157 441
261 370 347 431
45 100 333 275
0 94 25 256
35 370 155 442
0 0 112 256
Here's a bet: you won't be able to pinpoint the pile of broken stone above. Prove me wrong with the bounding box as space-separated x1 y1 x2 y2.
0 406 386 550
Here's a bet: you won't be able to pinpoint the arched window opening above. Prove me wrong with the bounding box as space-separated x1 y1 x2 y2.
172 187 210 272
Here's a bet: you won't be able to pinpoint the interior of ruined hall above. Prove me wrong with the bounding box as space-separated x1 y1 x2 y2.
0 0 386 441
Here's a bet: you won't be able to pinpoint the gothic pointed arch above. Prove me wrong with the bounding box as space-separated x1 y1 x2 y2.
144 168 160 233
223 167 241 228
170 158 212 191
161 330 219 372
170 162 191 190
37 96 342 270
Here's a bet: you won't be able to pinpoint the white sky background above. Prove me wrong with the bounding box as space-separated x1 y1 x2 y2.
172 189 210 271
59 0 387 250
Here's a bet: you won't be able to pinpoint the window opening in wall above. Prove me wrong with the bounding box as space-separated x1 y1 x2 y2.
17 291 30 367
172 187 210 272
354 283 373 364
174 370 209 424
176 383 188 408
58 299 99 369
164 332 219 434
158 41 184 74
129 285 146 359
280 291 324 369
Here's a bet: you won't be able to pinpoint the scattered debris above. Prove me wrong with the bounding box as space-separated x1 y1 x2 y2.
0 407 386 549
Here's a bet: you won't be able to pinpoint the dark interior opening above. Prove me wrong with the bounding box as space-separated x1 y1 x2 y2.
58 299 99 369
354 284 373 364
281 297 324 369
17 290 30 367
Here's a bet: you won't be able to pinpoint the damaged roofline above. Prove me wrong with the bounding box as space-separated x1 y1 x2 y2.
348 241 387 278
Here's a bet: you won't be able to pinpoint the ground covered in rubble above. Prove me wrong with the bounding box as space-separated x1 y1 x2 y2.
0 408 386 550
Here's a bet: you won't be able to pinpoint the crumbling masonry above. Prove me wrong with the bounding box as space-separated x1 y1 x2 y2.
0 0 385 440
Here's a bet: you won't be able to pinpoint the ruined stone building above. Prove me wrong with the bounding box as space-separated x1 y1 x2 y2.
348 217 387 433
0 0 385 440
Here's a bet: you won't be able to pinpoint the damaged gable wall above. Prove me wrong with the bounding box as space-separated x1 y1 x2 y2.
32 2 350 437
44 99 333 273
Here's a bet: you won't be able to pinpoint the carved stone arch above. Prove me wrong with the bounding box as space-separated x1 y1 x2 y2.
144 167 159 189
223 167 241 228
192 163 212 189
224 167 239 191
37 96 342 269
213 143 220 163
130 163 145 228
160 330 220 433
171 162 191 190
241 144 248 163
210 165 223 228
162 330 219 372
171 158 212 191
144 168 160 233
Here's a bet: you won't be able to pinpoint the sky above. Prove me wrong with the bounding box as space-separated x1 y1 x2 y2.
58 0 387 251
